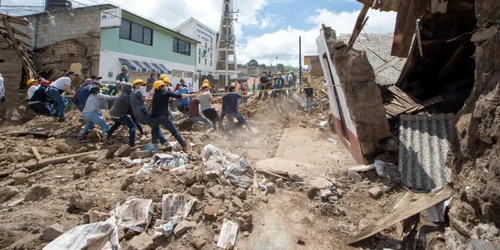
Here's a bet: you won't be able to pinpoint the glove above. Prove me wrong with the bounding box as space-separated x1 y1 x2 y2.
0 97 4 103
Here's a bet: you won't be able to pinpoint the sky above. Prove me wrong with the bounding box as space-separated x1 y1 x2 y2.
1 0 397 67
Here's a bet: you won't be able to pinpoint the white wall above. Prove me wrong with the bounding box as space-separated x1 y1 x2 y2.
177 19 218 75
98 50 197 91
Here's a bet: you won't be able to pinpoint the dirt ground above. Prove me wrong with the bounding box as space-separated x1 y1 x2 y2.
0 96 408 250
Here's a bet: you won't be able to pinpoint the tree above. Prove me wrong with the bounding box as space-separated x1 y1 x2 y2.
246 59 259 66
277 63 285 72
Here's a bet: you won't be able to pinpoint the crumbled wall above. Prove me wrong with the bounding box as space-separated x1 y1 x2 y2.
447 0 500 248
326 30 391 156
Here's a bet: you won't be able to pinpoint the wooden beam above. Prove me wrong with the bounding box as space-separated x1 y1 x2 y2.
0 25 31 39
391 0 416 57
1 16 33 77
345 16 369 55
21 151 99 170
0 14 30 26
353 0 399 11
348 4 370 46
31 147 42 162
437 41 470 81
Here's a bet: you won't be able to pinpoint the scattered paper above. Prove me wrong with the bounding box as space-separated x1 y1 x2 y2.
112 197 152 232
217 219 239 249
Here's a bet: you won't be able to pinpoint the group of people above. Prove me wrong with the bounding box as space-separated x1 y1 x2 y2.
257 71 297 101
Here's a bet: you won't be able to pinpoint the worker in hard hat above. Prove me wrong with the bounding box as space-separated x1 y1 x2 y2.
257 71 272 101
159 75 177 112
198 80 223 131
26 78 39 100
150 80 196 153
130 79 167 146
116 65 130 86
272 71 285 101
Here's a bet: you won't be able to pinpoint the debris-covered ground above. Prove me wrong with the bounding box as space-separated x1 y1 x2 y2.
0 94 426 250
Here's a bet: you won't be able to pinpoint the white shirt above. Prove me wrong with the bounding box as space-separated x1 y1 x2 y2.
51 76 71 90
27 85 39 99
198 91 213 111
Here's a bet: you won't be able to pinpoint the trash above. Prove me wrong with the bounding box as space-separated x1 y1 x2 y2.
161 194 191 222
425 187 452 222
136 153 189 175
223 158 254 189
374 160 387 177
85 209 110 223
217 219 239 249
42 217 120 250
318 121 328 127
201 144 224 161
327 138 338 144
349 185 453 244
112 197 153 233
154 221 176 238
320 189 333 202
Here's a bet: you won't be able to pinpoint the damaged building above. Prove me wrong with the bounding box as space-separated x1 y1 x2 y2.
317 0 499 248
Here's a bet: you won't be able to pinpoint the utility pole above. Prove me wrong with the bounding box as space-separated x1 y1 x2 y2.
299 36 302 87
224 5 238 87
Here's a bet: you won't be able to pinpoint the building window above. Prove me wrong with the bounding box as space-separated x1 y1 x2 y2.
198 47 201 64
172 70 183 77
210 59 212 67
173 37 191 56
185 72 193 78
119 19 153 46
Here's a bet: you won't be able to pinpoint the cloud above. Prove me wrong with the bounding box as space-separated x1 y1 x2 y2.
237 8 397 67
258 13 281 29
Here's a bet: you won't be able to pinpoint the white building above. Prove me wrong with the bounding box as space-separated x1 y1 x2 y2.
175 18 218 85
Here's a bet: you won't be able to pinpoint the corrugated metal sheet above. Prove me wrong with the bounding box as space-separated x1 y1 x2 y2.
398 114 454 191
338 33 407 86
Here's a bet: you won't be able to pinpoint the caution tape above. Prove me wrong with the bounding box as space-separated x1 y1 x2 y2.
206 84 338 97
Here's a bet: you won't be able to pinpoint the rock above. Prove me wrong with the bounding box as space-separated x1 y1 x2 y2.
84 165 95 175
12 172 29 185
115 145 132 157
127 233 153 250
81 154 99 163
87 130 101 143
358 218 370 230
190 237 206 250
368 186 383 199
184 170 197 186
232 197 245 208
75 147 88 153
55 143 71 153
242 231 250 237
121 174 136 191
237 188 247 200
189 184 205 196
275 178 284 188
206 172 219 180
261 196 268 203
0 142 5 150
297 237 306 245
203 205 217 221
24 185 52 201
69 193 95 211
290 173 304 182
0 186 19 203
42 223 64 241
307 187 320 200
208 185 225 199
310 178 332 189
131 150 152 159
39 147 58 156
266 182 276 194
348 171 363 181
174 220 196 237
320 189 333 202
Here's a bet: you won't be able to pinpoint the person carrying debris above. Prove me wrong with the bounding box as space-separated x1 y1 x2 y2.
176 79 190 113
78 85 117 141
26 78 39 100
199 80 223 132
272 71 286 100
188 95 213 130
130 79 167 146
46 71 78 122
28 79 55 116
150 80 196 153
222 85 254 136
304 82 314 114
106 82 138 147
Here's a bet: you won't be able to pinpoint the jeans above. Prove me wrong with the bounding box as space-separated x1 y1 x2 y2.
151 115 186 147
130 112 144 135
226 112 251 132
190 115 213 129
28 102 54 116
81 112 108 135
177 103 189 113
136 112 166 145
306 96 313 113
202 108 223 131
46 87 67 119
108 115 137 146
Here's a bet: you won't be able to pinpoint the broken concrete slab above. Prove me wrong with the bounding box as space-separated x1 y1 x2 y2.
189 184 205 196
203 205 217 221
173 220 196 237
190 237 207 250
42 223 64 242
349 185 454 244
55 143 71 153
208 185 225 199
127 232 153 250
309 177 332 189
232 197 245 209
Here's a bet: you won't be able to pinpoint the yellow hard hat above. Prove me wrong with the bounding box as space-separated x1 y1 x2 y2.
277 71 282 75
153 80 166 90
162 76 171 83
26 78 36 86
202 83 210 89
160 74 169 80
133 79 145 85
203 79 209 84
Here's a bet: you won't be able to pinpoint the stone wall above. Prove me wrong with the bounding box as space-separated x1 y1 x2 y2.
446 0 500 248
326 30 391 157
0 36 26 123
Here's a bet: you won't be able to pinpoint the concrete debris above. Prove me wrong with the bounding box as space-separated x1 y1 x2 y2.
368 186 383 199
275 178 284 188
55 142 71 153
24 185 52 201
348 171 363 181
208 185 225 199
265 182 276 194
310 177 333 189
131 150 152 159
173 220 196 237
189 184 205 196
307 187 320 200
39 147 59 156
127 233 153 250
203 205 218 221
12 172 29 185
184 170 197 186
41 223 64 241
232 197 245 208
290 173 304 182
0 186 19 203
190 237 207 249
121 174 136 190
68 193 95 211
115 144 132 157
236 188 247 200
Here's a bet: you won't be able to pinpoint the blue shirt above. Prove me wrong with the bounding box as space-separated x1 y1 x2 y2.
75 85 91 111
222 93 241 115
176 87 189 105
274 77 285 89
29 86 53 103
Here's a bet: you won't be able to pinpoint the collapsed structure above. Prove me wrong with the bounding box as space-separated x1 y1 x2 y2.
316 0 499 248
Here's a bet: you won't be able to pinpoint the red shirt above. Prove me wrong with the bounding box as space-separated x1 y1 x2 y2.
188 98 200 118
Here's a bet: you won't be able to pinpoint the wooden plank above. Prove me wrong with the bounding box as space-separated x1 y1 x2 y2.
345 16 369 55
1 17 33 77
0 25 31 39
348 185 453 244
0 14 30 25
437 41 470 81
31 147 42 162
348 4 370 46
21 151 99 170
391 0 416 57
